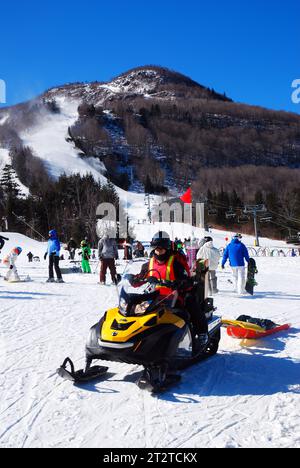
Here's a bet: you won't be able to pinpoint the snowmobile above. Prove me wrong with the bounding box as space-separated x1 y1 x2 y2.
57 264 222 393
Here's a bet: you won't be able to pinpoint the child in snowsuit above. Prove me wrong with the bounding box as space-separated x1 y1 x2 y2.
27 252 34 263
81 240 91 273
3 247 23 282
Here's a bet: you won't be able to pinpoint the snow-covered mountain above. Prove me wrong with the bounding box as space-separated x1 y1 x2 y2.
44 66 228 105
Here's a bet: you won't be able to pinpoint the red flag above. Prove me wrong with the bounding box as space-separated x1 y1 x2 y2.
180 187 192 204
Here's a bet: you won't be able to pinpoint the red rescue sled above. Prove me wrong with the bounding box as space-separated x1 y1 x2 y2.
226 322 290 340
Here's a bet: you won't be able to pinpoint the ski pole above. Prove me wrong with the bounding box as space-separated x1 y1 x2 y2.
93 260 100 274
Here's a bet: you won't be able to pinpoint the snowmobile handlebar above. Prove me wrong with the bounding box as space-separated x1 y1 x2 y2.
125 273 193 291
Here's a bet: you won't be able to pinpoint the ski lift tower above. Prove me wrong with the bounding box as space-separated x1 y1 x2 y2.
243 204 267 247
144 194 154 223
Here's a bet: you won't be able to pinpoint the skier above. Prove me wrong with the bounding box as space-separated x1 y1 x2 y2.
44 229 64 283
185 238 198 270
80 240 91 273
197 236 220 295
67 237 77 260
98 233 118 285
222 233 250 295
3 247 22 282
133 241 145 258
27 251 34 263
137 232 209 349
123 238 133 260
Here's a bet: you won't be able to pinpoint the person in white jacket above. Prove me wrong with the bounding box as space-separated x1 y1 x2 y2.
196 237 220 295
3 247 23 282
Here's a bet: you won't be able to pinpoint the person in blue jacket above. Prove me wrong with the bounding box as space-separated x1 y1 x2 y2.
44 229 64 283
222 233 250 294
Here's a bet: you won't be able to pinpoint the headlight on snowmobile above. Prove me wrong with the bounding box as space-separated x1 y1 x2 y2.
119 297 128 315
134 301 152 315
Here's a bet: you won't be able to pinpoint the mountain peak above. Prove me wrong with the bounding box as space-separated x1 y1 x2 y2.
45 65 231 104
112 65 201 87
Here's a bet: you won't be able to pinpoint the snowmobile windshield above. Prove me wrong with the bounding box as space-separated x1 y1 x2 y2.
118 274 160 316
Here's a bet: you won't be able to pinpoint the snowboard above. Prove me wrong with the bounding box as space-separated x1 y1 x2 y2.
245 258 258 295
223 316 290 340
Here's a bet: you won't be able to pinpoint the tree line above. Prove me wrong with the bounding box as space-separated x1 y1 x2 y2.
0 160 120 246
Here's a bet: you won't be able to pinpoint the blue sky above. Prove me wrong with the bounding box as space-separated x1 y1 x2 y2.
1 0 299 113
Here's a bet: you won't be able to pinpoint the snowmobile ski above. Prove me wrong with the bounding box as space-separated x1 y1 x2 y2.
57 357 108 384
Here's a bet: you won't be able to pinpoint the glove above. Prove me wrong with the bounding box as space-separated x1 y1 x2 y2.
10 265 13 270
44 253 47 260
148 276 159 285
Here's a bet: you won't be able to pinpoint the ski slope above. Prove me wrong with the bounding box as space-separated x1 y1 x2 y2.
0 232 299 448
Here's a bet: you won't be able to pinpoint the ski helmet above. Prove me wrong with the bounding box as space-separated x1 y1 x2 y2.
151 231 171 251
15 247 22 255
81 240 87 247
204 236 213 243
49 229 57 238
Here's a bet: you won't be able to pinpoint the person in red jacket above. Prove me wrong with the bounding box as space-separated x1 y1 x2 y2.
139 232 208 347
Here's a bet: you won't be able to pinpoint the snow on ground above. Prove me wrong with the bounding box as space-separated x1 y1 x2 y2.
0 113 9 125
20 97 107 183
0 231 299 448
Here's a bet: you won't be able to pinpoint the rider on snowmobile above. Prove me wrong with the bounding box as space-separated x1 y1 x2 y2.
138 231 209 348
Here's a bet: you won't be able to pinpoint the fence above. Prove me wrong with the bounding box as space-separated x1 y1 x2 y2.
219 246 300 257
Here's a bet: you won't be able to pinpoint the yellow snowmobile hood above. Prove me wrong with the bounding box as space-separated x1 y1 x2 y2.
101 307 185 343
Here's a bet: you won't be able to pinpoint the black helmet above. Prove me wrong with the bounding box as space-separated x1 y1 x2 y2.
204 236 213 243
151 231 171 251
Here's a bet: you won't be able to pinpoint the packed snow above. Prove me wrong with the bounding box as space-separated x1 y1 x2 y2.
0 227 299 448
20 97 107 183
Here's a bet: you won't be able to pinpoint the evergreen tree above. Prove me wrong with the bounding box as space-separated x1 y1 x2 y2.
0 164 21 198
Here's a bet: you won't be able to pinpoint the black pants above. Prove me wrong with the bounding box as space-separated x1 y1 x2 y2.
185 294 208 335
49 254 62 279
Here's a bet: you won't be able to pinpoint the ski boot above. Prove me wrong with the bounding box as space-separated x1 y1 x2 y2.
138 363 181 393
